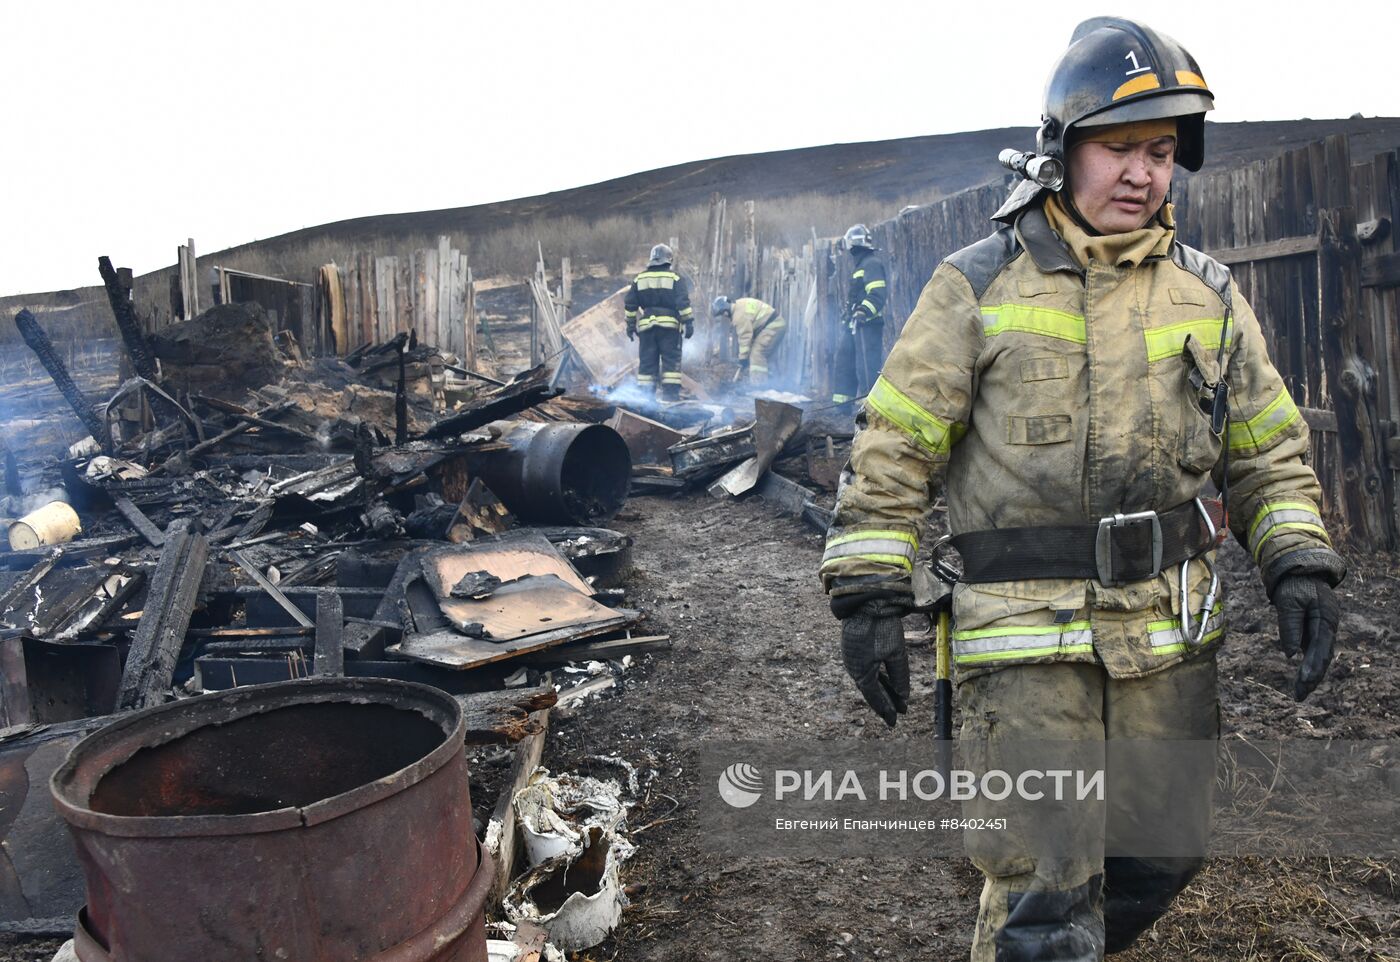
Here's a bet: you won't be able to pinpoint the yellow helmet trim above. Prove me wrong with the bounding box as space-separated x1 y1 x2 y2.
1175 70 1208 88
1112 73 1161 100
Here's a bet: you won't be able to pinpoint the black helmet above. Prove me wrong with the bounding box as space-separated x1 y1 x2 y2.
711 295 731 317
1040 17 1214 172
842 224 876 251
647 243 674 268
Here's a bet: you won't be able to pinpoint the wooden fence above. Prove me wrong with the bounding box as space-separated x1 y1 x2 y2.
724 135 1400 551
326 236 476 361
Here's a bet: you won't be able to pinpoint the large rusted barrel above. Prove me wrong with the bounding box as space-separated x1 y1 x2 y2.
467 420 631 525
50 678 492 961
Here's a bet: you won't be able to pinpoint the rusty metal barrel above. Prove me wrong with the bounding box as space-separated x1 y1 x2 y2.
50 677 492 962
468 420 631 525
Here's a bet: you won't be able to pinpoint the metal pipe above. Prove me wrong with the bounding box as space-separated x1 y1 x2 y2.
465 421 631 525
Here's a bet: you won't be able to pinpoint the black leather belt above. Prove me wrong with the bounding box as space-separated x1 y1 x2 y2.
950 499 1223 586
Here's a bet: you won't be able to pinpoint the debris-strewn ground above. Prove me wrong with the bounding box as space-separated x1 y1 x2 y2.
548 492 1400 961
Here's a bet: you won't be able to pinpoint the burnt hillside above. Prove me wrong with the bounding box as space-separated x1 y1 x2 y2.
7 117 1400 317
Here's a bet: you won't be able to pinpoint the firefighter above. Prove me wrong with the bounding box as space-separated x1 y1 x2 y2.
624 244 693 402
711 295 787 388
831 224 888 411
821 17 1344 961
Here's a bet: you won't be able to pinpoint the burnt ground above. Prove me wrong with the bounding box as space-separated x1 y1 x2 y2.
543 491 1400 962
6 491 1397 961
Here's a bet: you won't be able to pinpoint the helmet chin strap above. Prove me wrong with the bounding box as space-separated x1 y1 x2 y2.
1057 186 1105 237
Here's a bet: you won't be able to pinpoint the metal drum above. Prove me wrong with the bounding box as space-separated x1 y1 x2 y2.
50 677 492 961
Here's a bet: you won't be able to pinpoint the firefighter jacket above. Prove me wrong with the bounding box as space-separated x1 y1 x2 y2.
730 297 784 358
821 194 1346 680
624 266 694 332
847 249 888 324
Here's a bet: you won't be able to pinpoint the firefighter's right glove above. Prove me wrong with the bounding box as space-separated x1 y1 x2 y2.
839 599 910 728
626 322 636 342
1272 575 1341 702
851 309 869 327
683 319 694 339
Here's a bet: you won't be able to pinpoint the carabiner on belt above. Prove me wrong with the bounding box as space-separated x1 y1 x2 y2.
1178 498 1221 647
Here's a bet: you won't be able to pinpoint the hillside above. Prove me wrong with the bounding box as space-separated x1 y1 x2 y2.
7 117 1400 318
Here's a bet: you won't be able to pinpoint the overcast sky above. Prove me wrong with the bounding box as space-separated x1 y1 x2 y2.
5 0 1397 297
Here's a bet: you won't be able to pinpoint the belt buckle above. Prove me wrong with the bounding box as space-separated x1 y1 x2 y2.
1094 510 1164 587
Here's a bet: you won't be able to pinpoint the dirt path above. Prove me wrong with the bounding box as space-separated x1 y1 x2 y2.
547 492 1400 961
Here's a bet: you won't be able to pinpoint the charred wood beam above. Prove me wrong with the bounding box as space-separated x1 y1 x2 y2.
4 448 19 497
98 256 159 381
419 366 561 440
112 496 166 548
117 519 209 710
395 342 409 445
13 310 113 453
314 593 344 676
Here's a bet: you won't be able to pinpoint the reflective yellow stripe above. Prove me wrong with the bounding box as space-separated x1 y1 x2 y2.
821 529 918 572
864 279 886 292
1143 317 1233 362
1247 500 1330 560
953 621 1093 665
866 376 955 456
749 364 768 373
1146 604 1225 655
767 317 786 330
637 375 655 383
661 374 683 383
861 299 879 315
679 307 694 317
981 304 1086 343
638 316 681 329
832 394 852 403
852 269 865 279
1176 70 1208 88
1227 387 1301 453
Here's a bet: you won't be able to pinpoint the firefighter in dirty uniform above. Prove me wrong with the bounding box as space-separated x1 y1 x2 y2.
831 225 889 409
711 295 787 388
821 18 1344 961
625 244 694 402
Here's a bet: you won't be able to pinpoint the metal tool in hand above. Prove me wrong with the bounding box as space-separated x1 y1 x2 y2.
912 537 961 774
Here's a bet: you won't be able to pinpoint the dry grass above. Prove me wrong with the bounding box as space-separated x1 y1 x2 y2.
1120 857 1400 961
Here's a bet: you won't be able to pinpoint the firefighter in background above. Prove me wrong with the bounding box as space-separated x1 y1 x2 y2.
821 18 1344 960
624 243 694 402
710 295 787 388
831 224 888 411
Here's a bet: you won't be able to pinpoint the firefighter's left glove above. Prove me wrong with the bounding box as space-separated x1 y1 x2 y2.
840 599 910 728
1272 575 1340 702
683 320 694 339
626 322 637 342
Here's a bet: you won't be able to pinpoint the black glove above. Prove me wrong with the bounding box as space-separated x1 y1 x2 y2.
683 320 694 339
851 309 869 327
738 357 750 372
1273 575 1340 701
840 599 910 727
626 323 636 342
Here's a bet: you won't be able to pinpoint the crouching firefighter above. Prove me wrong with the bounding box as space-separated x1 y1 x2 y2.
625 243 694 402
820 18 1345 961
711 294 787 388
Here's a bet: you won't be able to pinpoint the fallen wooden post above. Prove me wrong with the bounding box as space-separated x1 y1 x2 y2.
117 520 209 710
98 256 160 382
485 706 550 909
13 310 113 453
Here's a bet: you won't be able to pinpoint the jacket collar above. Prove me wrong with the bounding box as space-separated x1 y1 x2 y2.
1013 203 1082 276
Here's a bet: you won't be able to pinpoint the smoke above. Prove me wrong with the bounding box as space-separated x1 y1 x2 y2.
598 382 659 412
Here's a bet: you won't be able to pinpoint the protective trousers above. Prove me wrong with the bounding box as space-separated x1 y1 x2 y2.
638 326 683 401
960 655 1218 961
832 320 884 402
748 321 786 387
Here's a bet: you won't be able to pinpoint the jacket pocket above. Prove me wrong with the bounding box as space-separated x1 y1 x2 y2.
1020 356 1069 382
1007 414 1072 445
952 579 1091 668
1176 335 1223 473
